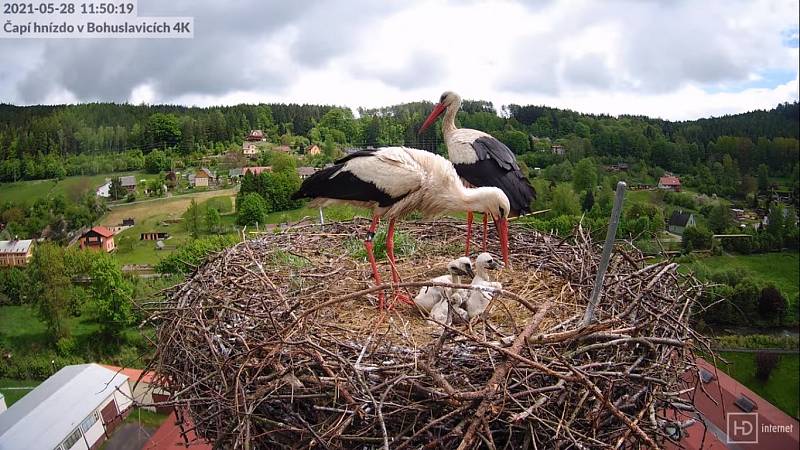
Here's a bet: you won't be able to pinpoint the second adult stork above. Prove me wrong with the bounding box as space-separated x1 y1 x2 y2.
292 147 511 308
420 91 536 261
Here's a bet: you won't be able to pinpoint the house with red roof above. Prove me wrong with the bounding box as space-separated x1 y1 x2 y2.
79 226 116 252
101 365 172 414
666 358 798 449
658 176 682 192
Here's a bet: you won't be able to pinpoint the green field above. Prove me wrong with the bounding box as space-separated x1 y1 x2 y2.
717 352 800 418
0 378 41 406
0 172 147 204
688 252 799 300
0 305 103 353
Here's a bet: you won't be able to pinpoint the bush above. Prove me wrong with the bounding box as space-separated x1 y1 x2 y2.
237 192 268 226
754 352 780 382
682 225 712 251
663 192 696 210
155 235 238 275
758 286 788 324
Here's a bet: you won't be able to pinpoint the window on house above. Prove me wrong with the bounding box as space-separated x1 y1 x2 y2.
61 428 83 449
80 411 99 433
735 395 756 413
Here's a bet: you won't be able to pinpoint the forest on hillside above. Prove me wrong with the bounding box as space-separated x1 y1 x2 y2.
0 100 798 198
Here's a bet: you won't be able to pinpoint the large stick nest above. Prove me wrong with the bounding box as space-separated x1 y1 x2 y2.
149 218 710 449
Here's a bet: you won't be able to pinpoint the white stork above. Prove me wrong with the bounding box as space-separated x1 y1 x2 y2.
419 91 536 261
292 147 510 309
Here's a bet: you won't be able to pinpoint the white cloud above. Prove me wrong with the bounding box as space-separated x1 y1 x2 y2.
0 0 797 120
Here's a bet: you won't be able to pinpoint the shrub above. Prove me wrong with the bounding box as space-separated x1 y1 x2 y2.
754 352 780 382
155 235 238 275
682 225 712 251
758 286 788 324
237 192 268 226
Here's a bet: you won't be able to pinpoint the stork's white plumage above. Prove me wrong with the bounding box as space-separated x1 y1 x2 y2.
420 91 536 261
292 147 511 309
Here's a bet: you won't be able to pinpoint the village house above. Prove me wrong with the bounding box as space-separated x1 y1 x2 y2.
668 211 695 235
242 141 259 156
141 232 170 241
96 180 111 198
246 129 266 142
305 144 321 156
192 168 216 187
100 365 171 414
119 175 137 193
242 166 272 176
274 145 292 153
79 226 116 252
550 144 565 156
658 176 682 192
297 166 317 180
0 363 134 450
0 238 33 267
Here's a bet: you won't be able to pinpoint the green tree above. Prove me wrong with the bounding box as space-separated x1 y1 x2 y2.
707 203 732 234
572 158 597 192
206 207 221 233
551 184 580 216
89 253 134 339
26 243 72 343
109 177 125 200
682 225 712 251
144 149 169 174
144 113 181 149
185 199 201 237
581 190 595 212
757 164 770 192
237 193 268 225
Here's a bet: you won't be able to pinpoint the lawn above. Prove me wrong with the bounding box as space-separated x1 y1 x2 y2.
112 193 239 266
688 252 799 300
0 305 101 353
0 378 41 406
124 407 170 428
717 351 799 419
0 172 141 204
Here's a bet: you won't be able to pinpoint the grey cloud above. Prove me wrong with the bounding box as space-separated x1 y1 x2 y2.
496 39 561 95
288 1 409 68
9 0 324 103
562 53 614 90
355 51 447 90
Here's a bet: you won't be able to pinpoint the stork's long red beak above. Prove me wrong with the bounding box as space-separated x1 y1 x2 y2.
495 218 510 268
419 102 446 134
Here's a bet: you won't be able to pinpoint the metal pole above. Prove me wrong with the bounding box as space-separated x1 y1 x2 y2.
582 181 626 326
318 207 325 227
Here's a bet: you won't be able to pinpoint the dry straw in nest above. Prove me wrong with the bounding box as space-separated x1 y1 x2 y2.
148 218 711 449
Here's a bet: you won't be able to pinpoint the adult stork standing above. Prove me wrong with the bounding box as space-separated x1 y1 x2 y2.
419 91 535 257
292 147 510 308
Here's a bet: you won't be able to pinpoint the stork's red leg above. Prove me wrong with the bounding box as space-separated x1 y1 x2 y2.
465 210 474 256
386 218 413 306
482 213 489 252
364 216 385 309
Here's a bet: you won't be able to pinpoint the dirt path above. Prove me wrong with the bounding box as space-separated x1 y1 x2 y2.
101 188 238 225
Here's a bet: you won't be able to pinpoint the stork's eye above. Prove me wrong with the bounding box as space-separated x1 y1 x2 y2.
499 206 506 218
440 94 446 103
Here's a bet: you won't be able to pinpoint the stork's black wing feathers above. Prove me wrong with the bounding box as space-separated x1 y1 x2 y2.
292 152 399 207
455 136 536 215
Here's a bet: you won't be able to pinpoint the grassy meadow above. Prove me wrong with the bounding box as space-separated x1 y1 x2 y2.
717 351 800 419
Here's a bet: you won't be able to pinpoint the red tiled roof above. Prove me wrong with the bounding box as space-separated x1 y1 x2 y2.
243 166 272 175
142 411 211 450
671 357 799 449
101 364 157 385
89 226 114 238
659 176 681 186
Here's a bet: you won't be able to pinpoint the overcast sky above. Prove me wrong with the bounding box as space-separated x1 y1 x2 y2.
1 0 797 120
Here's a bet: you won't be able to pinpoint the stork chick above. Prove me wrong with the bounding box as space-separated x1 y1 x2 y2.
466 253 503 319
414 256 474 313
